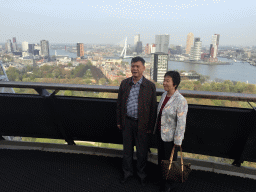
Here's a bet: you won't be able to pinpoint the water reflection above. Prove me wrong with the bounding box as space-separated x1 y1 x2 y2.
168 58 256 84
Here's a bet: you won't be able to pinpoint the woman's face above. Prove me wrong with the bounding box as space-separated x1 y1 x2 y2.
163 76 176 92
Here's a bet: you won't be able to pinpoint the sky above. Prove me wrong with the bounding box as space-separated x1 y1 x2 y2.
0 0 256 46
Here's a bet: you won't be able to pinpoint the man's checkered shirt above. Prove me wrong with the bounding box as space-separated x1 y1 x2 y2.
126 77 143 119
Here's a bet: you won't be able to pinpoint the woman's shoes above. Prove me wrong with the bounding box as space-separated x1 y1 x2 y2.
159 187 171 192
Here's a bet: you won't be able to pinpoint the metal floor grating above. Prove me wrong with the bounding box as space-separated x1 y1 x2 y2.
0 149 255 192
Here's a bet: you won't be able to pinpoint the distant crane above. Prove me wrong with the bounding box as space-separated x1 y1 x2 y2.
119 37 133 59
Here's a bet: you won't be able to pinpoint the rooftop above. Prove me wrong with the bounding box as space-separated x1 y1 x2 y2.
0 141 255 192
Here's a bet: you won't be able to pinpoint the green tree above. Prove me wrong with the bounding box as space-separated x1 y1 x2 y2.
210 82 218 92
179 80 194 90
84 79 92 84
202 83 211 91
67 62 73 67
84 69 92 78
86 60 93 66
99 78 107 85
193 81 202 91
73 64 88 78
234 82 246 93
52 68 62 78
243 84 256 94
219 83 230 92
64 90 73 96
6 67 20 81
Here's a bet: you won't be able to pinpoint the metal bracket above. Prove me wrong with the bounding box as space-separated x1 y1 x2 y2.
35 88 50 97
0 136 5 141
50 90 60 97
232 160 242 167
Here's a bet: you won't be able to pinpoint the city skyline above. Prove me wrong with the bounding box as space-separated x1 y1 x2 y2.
0 0 255 46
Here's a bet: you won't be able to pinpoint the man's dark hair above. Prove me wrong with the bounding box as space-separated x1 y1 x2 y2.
131 56 145 65
164 71 181 90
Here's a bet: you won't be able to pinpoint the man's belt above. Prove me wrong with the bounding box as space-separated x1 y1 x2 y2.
126 115 138 121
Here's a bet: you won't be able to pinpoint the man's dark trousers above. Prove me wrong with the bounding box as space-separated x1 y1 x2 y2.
122 116 149 180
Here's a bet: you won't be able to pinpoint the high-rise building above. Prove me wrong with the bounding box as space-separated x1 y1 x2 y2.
176 46 182 55
77 43 84 57
210 34 220 59
6 39 13 53
150 53 168 84
12 37 18 52
155 35 169 54
28 44 35 55
135 41 142 54
34 44 41 55
22 41 28 52
40 40 50 60
190 37 202 61
151 44 156 53
144 44 151 54
185 32 194 54
134 34 140 46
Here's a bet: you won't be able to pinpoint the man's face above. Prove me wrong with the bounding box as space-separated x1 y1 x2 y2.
131 61 145 79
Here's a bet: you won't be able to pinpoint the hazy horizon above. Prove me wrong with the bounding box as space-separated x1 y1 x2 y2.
0 0 255 46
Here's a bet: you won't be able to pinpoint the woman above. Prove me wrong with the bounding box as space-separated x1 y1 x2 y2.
153 71 188 192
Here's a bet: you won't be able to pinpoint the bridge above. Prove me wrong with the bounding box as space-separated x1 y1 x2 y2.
0 81 255 191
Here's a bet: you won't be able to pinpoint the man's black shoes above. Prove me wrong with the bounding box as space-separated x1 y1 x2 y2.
140 178 147 186
120 174 133 184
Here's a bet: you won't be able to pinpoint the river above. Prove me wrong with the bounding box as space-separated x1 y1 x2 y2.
167 58 256 84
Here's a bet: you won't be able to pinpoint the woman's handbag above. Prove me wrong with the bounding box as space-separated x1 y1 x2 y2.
161 145 192 183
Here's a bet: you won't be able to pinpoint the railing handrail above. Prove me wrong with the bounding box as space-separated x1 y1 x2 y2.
0 81 256 102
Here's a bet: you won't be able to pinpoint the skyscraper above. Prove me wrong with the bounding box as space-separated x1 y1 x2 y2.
185 32 194 54
22 41 28 52
144 44 151 54
134 34 140 46
155 35 169 54
151 44 156 53
12 37 18 52
40 40 50 60
135 41 142 54
6 39 13 53
150 53 168 84
77 43 84 58
34 44 41 55
210 34 220 59
190 37 202 61
28 44 35 55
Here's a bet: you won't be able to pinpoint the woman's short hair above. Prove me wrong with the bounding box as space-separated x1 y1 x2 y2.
164 71 181 90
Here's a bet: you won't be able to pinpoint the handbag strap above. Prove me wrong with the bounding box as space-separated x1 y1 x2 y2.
167 145 184 182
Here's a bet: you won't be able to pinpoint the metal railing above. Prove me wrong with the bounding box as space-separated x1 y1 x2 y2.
0 81 255 102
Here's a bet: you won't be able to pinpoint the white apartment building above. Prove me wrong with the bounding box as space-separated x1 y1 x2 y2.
190 38 202 61
22 41 29 52
150 53 168 84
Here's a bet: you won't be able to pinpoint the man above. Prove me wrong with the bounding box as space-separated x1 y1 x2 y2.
117 56 157 186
